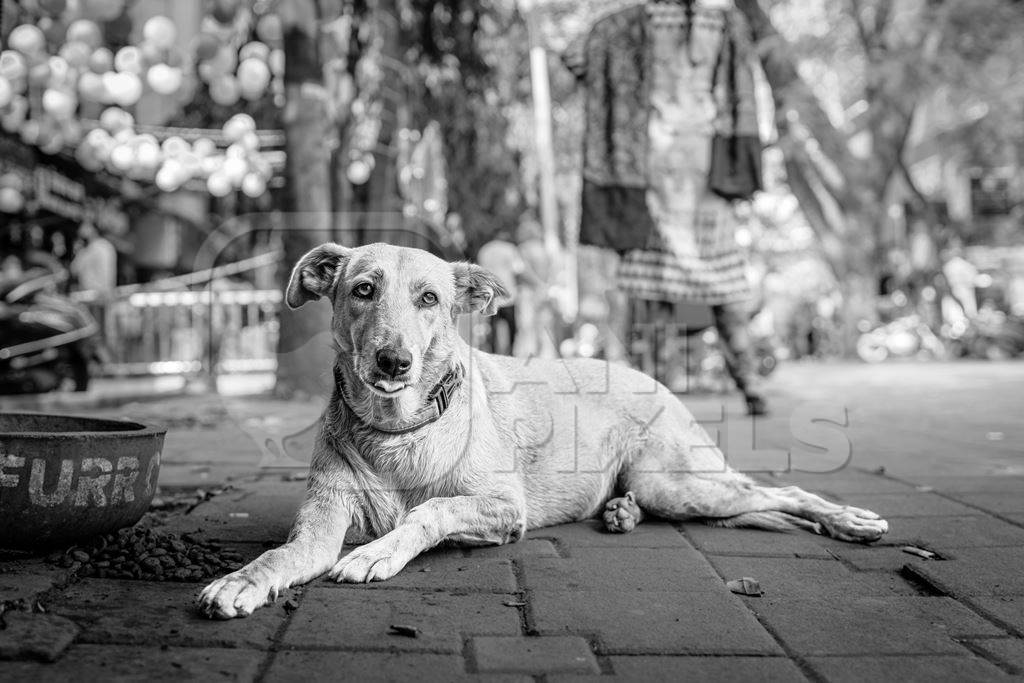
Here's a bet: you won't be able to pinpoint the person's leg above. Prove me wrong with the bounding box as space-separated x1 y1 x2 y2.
711 301 767 415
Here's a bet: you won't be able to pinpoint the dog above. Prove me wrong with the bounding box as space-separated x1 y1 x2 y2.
199 242 887 619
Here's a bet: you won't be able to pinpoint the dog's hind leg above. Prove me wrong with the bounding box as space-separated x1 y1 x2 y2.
620 454 887 542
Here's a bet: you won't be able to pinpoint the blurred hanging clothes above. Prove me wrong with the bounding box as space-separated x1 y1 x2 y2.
564 0 762 305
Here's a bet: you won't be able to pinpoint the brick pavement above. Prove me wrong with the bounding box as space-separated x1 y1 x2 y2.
1 362 1023 680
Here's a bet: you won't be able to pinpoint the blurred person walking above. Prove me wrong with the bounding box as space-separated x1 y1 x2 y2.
70 222 117 296
477 233 525 355
565 0 767 414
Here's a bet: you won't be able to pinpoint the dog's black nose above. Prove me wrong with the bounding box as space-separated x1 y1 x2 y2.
376 348 412 377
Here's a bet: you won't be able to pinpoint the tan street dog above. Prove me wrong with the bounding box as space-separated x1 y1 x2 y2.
199 242 887 619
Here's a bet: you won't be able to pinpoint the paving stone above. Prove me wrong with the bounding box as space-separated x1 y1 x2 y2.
805 654 1009 682
883 515 1024 549
530 589 783 655
827 545 937 572
0 558 67 604
281 586 520 653
943 492 1024 515
967 637 1024 671
707 555 919 597
905 548 1024 596
968 597 1024 634
318 547 517 593
680 523 834 558
471 636 600 674
832 492 977 517
465 538 560 560
753 471 916 495
903 476 1024 494
546 656 807 682
0 644 263 681
47 579 290 649
531 520 689 548
162 489 301 544
519 547 720 593
0 611 79 662
750 596 1006 656
263 650 530 682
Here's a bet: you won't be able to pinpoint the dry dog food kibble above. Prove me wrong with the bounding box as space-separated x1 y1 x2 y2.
47 527 244 582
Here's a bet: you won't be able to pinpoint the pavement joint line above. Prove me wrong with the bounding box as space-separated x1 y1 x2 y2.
874 472 1024 531
897 564 951 597
526 536 570 558
508 558 537 637
252 584 306 683
944 638 1020 676
460 635 477 675
699 542 824 683
960 597 1024 640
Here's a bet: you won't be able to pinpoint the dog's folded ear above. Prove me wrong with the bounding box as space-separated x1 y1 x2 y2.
451 262 509 317
285 243 351 309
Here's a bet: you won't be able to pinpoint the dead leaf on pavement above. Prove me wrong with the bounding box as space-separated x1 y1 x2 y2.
726 577 763 596
388 624 420 638
901 545 937 560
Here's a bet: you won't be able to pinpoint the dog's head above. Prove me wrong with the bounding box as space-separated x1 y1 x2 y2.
285 242 507 397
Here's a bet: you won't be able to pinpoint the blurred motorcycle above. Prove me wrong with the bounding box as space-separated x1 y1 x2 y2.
0 269 98 393
856 314 947 363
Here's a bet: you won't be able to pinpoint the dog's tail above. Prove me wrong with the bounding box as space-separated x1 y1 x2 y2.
705 511 821 534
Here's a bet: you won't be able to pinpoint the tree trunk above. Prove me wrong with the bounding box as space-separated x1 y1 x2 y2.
274 0 337 398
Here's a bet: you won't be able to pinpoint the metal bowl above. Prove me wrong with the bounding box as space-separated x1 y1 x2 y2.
0 413 166 549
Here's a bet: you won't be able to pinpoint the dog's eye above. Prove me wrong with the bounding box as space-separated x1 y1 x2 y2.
352 282 374 298
420 291 438 306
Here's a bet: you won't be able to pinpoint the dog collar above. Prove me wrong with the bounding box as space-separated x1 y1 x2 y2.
333 362 465 435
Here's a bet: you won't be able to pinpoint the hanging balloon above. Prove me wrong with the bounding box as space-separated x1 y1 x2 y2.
77 71 105 101
39 131 65 155
76 142 103 171
200 155 222 177
81 0 125 22
8 25 46 56
161 136 189 157
99 105 133 132
155 166 181 192
107 72 142 106
211 0 241 25
113 46 143 75
0 77 12 109
2 96 29 132
88 47 113 73
61 118 83 145
47 56 74 88
19 120 41 146
28 61 52 88
143 16 177 50
239 41 270 63
194 32 220 61
238 130 260 152
67 19 103 49
225 142 245 159
39 0 68 16
209 74 240 106
347 157 373 185
138 40 166 67
135 139 161 169
0 172 25 192
222 113 255 142
256 14 283 45
146 64 183 96
192 137 216 157
268 49 284 78
208 45 238 75
109 143 134 171
222 156 247 186
0 187 25 213
43 88 77 119
59 41 92 70
237 58 270 101
207 171 232 197
0 51 28 82
39 16 68 46
240 172 266 198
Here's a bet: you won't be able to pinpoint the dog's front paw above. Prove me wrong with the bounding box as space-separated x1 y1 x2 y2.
199 567 278 619
822 506 888 543
603 491 643 533
328 539 409 583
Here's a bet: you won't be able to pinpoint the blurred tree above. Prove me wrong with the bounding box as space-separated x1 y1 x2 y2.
736 0 1024 347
